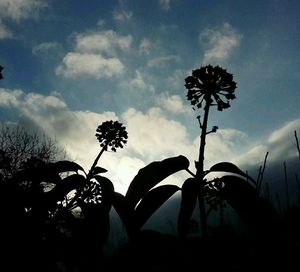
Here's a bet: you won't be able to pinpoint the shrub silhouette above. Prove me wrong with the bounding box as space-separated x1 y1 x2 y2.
0 123 64 180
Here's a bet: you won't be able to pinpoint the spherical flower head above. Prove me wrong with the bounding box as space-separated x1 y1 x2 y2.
184 65 237 111
95 120 128 152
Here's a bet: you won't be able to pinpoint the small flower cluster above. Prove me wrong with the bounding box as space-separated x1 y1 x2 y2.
78 179 102 204
185 65 237 111
95 120 128 152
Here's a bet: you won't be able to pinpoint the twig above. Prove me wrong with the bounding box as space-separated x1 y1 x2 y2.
186 168 196 178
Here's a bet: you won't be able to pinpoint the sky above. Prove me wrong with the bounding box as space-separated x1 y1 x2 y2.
0 0 300 195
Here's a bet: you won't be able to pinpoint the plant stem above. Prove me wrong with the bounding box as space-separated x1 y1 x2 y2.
284 161 289 210
295 130 300 160
196 99 210 238
197 101 210 175
66 144 107 210
87 144 107 178
257 152 269 196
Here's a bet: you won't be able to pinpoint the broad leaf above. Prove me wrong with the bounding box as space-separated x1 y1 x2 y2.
50 160 85 174
134 185 180 229
112 192 136 238
177 178 199 238
218 175 256 214
91 166 108 175
45 174 86 203
207 162 257 186
218 175 277 231
126 155 189 208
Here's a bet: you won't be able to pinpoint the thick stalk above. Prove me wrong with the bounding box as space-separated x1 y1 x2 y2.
196 98 210 238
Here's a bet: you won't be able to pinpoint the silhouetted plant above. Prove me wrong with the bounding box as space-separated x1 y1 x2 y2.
181 65 237 236
174 65 280 239
111 65 276 240
0 120 127 270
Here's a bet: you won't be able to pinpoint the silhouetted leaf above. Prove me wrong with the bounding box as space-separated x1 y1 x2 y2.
45 174 86 203
50 160 85 174
134 185 180 229
92 166 108 175
207 162 256 186
218 175 278 231
178 178 199 238
218 175 256 213
112 192 136 237
126 155 189 208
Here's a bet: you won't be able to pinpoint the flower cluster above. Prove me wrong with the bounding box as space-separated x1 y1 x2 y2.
185 65 237 111
78 179 102 204
95 120 128 152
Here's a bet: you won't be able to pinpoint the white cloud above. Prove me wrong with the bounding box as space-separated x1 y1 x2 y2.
122 107 194 161
0 19 13 39
200 22 242 64
232 119 300 171
56 52 125 79
147 55 180 68
113 9 133 21
166 68 190 91
0 88 118 167
203 128 249 168
156 93 191 114
0 88 23 107
130 70 155 91
57 30 131 79
32 42 62 57
108 156 145 193
233 145 268 169
75 30 132 55
267 119 300 160
159 0 171 11
0 0 47 21
0 0 47 39
139 38 151 55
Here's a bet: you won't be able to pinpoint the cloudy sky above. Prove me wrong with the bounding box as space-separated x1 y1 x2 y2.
0 0 300 195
